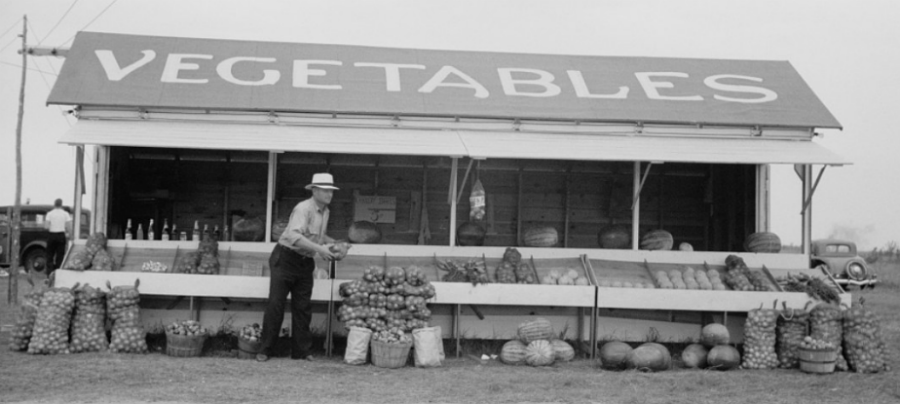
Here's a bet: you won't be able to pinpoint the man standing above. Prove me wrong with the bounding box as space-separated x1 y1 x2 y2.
257 173 338 362
44 198 71 275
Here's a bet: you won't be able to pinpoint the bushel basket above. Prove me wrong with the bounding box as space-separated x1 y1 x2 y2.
798 348 837 374
165 332 207 358
237 337 262 360
370 339 413 369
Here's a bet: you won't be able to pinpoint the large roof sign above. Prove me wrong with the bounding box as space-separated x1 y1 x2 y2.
48 32 841 129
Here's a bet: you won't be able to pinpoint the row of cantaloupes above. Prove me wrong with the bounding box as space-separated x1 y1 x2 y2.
654 266 727 290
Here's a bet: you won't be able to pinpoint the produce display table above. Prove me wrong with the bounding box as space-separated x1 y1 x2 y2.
55 239 849 359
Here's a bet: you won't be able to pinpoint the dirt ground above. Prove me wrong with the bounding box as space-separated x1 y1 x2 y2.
1 265 898 404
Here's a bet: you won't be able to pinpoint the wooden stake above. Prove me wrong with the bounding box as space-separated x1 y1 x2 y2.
8 15 27 305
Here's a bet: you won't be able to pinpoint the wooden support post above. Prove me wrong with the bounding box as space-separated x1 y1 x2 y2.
516 167 523 245
449 158 458 247
454 304 461 358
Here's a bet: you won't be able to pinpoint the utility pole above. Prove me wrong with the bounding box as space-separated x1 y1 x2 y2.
9 15 27 305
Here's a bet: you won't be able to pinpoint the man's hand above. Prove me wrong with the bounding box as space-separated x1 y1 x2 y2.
318 245 337 261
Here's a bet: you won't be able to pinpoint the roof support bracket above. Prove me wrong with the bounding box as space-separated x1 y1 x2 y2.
800 165 827 213
631 161 660 210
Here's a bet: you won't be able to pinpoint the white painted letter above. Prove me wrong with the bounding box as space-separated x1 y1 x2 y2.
161 54 213 84
418 66 489 98
95 50 156 81
355 62 426 92
705 74 778 103
567 70 629 99
217 57 280 86
497 68 561 97
293 60 343 90
635 72 703 101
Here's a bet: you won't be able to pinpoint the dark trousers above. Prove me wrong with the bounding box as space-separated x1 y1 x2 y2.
46 232 67 272
260 244 315 358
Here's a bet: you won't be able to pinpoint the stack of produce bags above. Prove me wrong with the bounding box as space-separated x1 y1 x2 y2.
70 284 109 353
107 280 148 353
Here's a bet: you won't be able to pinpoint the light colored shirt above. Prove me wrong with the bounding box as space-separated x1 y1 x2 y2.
278 198 329 257
46 208 71 234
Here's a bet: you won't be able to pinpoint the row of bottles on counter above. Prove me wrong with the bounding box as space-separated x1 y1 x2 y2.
124 218 229 241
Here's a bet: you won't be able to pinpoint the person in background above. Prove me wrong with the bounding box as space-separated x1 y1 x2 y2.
257 173 339 362
44 198 71 275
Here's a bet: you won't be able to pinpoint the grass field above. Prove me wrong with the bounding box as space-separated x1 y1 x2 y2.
1 261 898 404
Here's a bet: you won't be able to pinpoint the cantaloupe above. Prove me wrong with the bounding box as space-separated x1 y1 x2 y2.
599 341 633 370
681 343 708 368
700 323 731 347
707 345 741 370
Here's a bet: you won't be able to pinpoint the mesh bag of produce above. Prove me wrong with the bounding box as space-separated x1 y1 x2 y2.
85 232 108 256
90 249 117 272
70 284 109 353
173 251 200 274
842 299 890 373
107 281 148 354
8 285 46 351
63 249 94 271
197 253 219 275
198 234 219 256
494 261 517 284
776 302 809 368
27 287 75 355
809 303 848 371
740 304 779 369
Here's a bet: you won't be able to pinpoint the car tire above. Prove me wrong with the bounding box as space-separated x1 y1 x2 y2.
23 248 47 273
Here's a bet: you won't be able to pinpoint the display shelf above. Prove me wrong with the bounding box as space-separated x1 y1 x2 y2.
587 258 656 288
531 256 592 285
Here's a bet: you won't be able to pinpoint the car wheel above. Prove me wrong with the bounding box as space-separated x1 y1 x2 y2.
24 248 47 273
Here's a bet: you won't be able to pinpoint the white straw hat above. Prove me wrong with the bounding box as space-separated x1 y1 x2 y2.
305 173 339 190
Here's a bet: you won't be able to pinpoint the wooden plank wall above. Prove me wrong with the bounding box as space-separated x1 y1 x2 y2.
108 148 755 251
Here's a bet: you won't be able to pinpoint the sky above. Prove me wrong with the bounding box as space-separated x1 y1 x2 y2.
1 0 898 250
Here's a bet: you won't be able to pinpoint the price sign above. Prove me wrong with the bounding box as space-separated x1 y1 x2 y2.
353 195 396 224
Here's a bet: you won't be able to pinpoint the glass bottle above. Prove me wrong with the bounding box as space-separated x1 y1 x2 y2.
162 219 170 241
125 218 132 240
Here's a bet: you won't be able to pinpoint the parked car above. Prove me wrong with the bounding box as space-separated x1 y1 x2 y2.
810 239 877 289
0 205 90 272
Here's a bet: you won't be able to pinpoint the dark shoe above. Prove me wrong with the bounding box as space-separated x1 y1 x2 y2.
256 353 269 362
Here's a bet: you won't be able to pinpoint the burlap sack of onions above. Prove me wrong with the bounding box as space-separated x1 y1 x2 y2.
776 302 809 369
842 298 891 373
107 280 148 354
27 287 75 355
740 302 779 369
70 284 109 353
8 282 46 351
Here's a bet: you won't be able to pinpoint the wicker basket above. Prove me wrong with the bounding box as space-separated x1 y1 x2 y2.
165 332 207 358
799 348 837 374
370 339 413 369
237 337 262 360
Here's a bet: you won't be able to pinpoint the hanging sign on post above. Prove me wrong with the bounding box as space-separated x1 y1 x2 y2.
353 195 397 224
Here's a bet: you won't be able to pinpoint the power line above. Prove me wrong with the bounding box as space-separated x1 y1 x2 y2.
0 61 59 76
59 0 118 47
0 36 19 53
37 0 81 46
0 19 21 40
